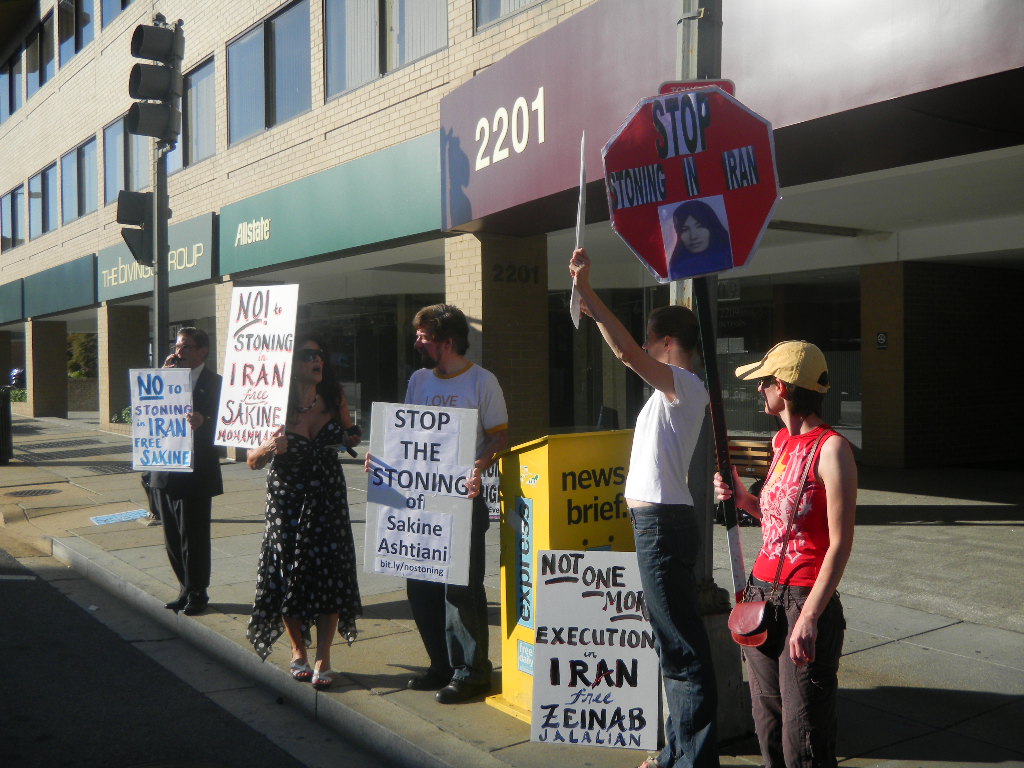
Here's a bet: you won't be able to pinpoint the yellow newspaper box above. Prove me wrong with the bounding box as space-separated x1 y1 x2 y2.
488 429 635 721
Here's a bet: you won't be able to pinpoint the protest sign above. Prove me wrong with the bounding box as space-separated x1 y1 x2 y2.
214 284 299 449
364 402 478 586
531 550 659 750
481 461 501 522
603 85 779 281
130 368 193 472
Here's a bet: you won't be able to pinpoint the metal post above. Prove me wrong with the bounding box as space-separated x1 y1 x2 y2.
152 141 170 366
671 1 752 742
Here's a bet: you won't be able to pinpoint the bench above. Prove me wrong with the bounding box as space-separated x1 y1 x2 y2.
727 438 773 482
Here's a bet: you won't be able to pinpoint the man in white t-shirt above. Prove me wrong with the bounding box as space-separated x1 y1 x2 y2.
403 304 508 704
569 249 719 768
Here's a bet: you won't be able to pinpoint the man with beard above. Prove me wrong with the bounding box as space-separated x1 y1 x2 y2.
402 304 508 703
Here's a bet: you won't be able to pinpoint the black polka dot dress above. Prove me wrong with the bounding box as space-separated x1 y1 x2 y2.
247 419 361 660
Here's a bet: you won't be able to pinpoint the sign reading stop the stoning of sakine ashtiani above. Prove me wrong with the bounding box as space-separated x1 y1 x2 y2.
364 402 478 586
603 85 780 283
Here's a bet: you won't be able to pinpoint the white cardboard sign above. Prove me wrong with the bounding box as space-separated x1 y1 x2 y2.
130 368 193 472
531 550 659 750
365 402 478 585
214 284 299 449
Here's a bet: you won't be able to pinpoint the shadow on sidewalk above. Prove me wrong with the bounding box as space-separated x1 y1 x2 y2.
855 503 1024 526
839 685 1023 763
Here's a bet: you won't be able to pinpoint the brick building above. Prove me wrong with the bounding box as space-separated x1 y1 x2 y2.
1 0 1022 466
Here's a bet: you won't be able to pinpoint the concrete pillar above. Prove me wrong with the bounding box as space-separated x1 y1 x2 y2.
98 304 150 426
444 233 549 447
861 262 906 467
213 276 237 377
25 320 68 417
214 277 244 461
0 331 13 383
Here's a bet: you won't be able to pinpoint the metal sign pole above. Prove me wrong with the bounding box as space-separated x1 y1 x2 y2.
693 276 746 600
152 141 170 366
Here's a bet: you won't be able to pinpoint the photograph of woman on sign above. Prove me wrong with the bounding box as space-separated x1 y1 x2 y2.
660 197 734 280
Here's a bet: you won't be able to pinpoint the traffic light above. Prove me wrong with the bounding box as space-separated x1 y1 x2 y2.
117 190 153 266
126 18 183 144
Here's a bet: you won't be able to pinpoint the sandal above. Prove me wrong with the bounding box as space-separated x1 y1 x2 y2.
312 668 335 691
290 660 312 682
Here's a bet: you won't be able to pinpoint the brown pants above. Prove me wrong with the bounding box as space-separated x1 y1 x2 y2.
743 578 845 768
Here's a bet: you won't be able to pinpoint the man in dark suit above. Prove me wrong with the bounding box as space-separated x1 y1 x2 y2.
143 327 223 616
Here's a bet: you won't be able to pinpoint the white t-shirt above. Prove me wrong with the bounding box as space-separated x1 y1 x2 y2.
404 362 509 459
624 365 709 506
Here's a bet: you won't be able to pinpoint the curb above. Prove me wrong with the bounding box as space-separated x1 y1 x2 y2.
49 536 510 768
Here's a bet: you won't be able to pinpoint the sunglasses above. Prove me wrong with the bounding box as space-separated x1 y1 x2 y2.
757 376 777 389
296 348 326 363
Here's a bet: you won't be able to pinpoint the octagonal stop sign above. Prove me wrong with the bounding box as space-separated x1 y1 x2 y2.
602 86 779 282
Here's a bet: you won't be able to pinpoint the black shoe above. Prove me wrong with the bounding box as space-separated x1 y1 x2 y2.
182 593 209 616
164 595 187 612
435 677 490 704
407 669 451 691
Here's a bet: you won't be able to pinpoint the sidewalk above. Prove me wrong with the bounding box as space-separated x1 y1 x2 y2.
2 412 1022 767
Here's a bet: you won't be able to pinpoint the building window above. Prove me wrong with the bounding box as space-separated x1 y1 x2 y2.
167 58 216 173
59 0 95 66
388 0 446 69
1 185 25 251
476 0 542 29
228 0 311 145
104 116 150 206
325 0 378 97
61 137 97 223
324 0 446 99
26 14 55 99
102 0 134 28
185 58 217 164
1 51 23 123
29 164 58 239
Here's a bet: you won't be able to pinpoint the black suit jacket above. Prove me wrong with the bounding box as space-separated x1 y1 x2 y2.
146 365 224 499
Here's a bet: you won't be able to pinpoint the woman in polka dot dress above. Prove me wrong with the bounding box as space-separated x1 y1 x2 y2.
246 335 363 690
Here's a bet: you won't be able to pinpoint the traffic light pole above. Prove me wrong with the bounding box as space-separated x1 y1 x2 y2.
152 141 170 366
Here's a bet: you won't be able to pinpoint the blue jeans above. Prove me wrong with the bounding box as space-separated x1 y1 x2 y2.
631 503 719 768
406 496 491 685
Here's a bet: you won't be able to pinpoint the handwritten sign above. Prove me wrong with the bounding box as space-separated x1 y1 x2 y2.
365 402 478 586
481 460 501 522
130 368 193 472
215 284 299 449
531 550 659 750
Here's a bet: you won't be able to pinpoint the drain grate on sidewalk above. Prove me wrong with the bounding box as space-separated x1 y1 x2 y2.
5 488 61 497
15 438 103 450
15 445 131 461
83 463 135 474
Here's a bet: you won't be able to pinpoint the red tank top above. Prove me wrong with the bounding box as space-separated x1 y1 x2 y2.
751 425 839 588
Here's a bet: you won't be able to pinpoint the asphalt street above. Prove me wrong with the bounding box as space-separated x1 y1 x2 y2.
0 546 399 768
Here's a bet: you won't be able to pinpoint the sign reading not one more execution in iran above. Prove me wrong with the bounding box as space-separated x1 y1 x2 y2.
602 85 779 283
531 549 659 750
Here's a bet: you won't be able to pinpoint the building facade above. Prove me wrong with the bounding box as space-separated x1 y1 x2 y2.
1 0 1021 466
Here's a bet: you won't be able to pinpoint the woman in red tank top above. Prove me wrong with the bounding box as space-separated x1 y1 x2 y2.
714 341 857 768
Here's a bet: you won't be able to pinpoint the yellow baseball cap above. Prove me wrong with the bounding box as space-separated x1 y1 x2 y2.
735 341 830 393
